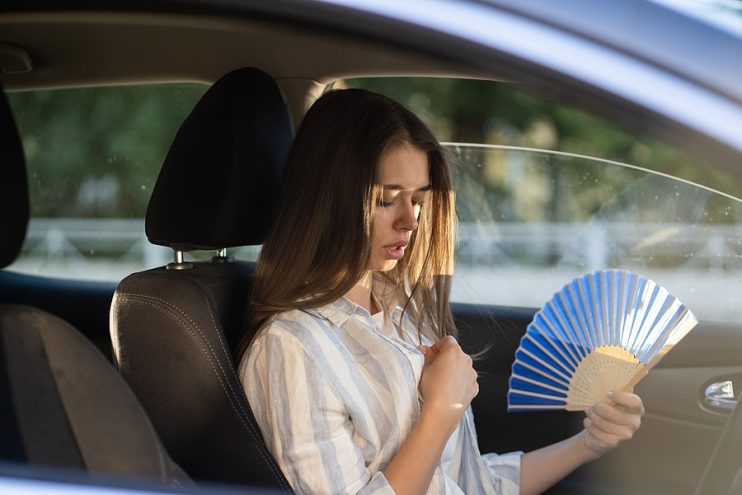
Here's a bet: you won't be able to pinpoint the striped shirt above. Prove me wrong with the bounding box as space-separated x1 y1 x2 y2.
239 283 521 494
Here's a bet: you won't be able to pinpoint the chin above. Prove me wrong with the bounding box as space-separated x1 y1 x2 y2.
372 259 399 272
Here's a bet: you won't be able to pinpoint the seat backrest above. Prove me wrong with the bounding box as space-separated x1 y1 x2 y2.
110 68 293 490
0 83 186 485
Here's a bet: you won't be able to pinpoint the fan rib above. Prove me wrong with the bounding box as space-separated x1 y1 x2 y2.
507 269 697 413
632 282 662 355
637 297 677 363
600 271 611 349
568 283 594 350
519 347 572 383
577 277 599 348
508 404 565 411
536 314 582 367
634 285 670 360
546 300 586 360
514 357 571 386
615 272 629 348
531 321 579 370
621 273 639 348
511 373 567 395
509 388 567 402
523 334 575 377
588 273 605 349
557 292 591 356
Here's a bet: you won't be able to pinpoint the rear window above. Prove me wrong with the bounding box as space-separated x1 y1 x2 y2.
7 84 208 281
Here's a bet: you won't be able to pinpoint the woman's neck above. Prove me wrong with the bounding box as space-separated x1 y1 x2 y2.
345 271 379 314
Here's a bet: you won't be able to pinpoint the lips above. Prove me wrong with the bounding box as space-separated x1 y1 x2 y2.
383 239 409 260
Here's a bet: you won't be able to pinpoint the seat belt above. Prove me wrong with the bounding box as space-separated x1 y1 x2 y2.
1 320 85 469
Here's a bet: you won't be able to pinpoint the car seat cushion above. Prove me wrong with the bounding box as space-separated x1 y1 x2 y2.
0 304 187 483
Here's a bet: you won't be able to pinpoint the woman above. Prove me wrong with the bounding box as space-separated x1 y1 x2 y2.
236 88 644 495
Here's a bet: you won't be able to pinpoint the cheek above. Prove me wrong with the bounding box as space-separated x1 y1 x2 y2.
371 209 392 238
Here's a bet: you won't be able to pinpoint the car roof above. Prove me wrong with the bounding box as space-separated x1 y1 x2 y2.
1 0 740 184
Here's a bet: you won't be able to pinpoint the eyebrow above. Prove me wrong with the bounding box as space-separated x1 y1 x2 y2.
381 184 433 192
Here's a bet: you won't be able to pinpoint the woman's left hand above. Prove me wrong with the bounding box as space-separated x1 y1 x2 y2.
578 390 645 461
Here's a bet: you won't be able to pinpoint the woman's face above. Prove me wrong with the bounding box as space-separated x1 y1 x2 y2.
369 143 431 272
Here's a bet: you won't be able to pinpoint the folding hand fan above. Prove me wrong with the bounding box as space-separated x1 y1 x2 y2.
507 269 698 412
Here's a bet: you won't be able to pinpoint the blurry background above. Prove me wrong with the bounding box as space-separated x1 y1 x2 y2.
6 77 742 322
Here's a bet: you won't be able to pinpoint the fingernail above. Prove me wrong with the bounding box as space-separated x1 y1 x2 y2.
607 391 615 398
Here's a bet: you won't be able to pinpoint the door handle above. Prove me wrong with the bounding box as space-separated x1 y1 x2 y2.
704 380 737 413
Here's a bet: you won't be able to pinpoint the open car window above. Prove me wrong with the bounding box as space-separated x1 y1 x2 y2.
342 77 742 324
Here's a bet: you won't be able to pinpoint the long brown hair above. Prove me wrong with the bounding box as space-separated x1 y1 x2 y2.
235 88 456 361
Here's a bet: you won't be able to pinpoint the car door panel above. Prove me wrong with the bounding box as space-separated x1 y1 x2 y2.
456 302 742 494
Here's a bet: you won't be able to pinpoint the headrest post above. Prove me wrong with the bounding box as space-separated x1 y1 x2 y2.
211 247 234 264
166 249 193 270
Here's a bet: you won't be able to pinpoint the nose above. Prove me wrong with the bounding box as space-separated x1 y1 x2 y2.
395 201 420 232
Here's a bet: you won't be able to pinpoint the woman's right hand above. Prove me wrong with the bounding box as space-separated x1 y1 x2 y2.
417 336 479 434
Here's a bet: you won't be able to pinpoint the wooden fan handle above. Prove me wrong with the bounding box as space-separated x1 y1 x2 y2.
623 367 649 391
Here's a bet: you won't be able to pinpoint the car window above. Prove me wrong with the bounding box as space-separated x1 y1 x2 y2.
341 77 742 324
6 83 213 281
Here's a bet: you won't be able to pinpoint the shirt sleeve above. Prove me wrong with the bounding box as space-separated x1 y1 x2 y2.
481 450 522 495
461 407 521 495
240 323 395 495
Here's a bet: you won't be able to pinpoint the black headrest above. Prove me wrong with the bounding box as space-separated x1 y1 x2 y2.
145 67 293 251
0 85 29 269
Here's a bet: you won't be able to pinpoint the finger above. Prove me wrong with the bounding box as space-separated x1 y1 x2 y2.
419 345 438 365
584 418 624 449
587 408 637 437
607 391 645 414
592 402 641 432
430 335 459 354
421 339 461 365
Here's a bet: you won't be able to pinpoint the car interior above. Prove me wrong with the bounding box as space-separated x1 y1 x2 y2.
110 66 293 490
1 6 741 495
0 81 188 487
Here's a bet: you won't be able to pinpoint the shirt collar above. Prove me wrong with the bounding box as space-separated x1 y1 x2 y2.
306 296 360 327
305 273 405 328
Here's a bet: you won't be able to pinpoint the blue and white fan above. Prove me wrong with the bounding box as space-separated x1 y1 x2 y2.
507 269 698 412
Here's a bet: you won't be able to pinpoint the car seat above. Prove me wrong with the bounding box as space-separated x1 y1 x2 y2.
109 68 293 490
0 83 187 485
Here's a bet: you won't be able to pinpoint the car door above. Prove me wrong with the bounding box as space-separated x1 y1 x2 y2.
343 76 742 495
450 144 742 495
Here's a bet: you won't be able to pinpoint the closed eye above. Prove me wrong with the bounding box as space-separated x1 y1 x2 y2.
377 198 425 208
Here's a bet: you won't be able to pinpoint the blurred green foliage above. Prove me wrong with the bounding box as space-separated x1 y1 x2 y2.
347 81 733 179
6 78 740 224
343 77 741 225
8 84 207 218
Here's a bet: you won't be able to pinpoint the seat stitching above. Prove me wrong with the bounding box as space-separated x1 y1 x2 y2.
123 292 250 425
187 277 236 374
122 295 287 487
116 294 289 488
